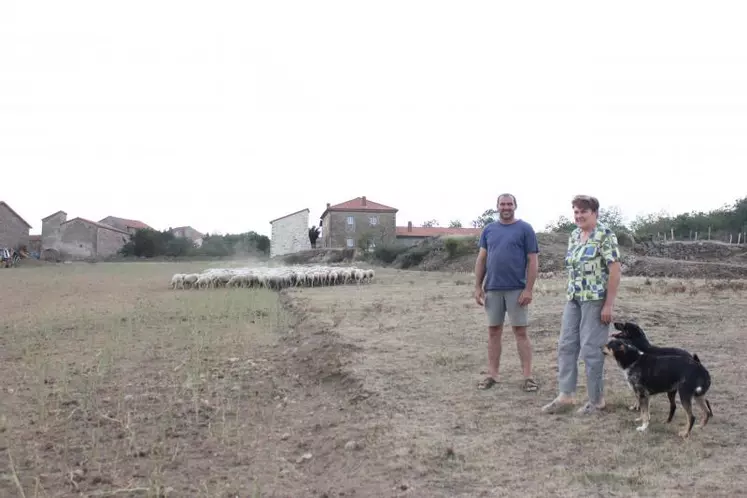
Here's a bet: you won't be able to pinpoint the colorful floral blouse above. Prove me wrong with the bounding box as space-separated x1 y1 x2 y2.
564 222 621 301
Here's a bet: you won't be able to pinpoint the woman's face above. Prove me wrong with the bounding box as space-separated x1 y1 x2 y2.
573 205 597 230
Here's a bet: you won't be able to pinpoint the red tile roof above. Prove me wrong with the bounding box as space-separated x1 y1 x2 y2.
0 201 32 228
64 217 130 234
396 226 483 237
320 196 398 219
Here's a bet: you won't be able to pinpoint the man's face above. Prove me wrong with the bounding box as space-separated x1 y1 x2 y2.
497 196 516 220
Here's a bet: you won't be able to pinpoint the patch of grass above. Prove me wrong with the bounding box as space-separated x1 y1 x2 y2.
1 262 293 496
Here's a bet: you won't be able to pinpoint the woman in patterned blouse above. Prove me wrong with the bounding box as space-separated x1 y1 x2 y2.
541 195 622 415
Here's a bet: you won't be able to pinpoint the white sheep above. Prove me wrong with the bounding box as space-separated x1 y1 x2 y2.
168 263 378 292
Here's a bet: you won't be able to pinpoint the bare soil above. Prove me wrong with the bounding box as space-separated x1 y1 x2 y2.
2 263 747 497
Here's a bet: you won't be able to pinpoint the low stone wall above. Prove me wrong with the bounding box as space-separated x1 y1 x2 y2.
632 240 747 262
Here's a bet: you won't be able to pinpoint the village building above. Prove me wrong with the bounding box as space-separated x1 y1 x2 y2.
169 226 205 247
269 208 311 257
318 196 481 250
41 211 133 261
0 201 32 250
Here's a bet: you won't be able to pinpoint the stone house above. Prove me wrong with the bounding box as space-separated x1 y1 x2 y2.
319 196 398 250
169 226 204 247
41 211 131 260
395 222 482 246
98 216 152 235
0 201 32 250
269 208 311 257
319 196 485 249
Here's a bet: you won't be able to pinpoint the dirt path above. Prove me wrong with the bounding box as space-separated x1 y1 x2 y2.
283 269 747 496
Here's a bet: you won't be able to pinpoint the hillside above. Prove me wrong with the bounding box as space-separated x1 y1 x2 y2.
278 233 747 280
382 234 747 280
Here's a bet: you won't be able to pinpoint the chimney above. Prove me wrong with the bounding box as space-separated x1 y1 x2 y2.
407 221 412 232
326 203 330 209
361 196 367 206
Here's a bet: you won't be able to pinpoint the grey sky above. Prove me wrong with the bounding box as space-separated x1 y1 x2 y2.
2 1 746 237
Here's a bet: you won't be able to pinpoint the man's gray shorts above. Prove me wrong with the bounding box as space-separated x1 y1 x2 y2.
484 289 529 327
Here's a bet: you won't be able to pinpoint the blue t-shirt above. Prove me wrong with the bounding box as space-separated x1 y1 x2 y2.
479 220 539 291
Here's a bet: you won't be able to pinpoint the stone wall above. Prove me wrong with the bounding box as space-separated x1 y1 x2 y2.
97 225 130 257
0 203 30 249
632 240 747 262
322 211 397 249
271 209 311 258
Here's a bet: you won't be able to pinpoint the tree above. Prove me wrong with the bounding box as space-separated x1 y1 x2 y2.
545 215 576 233
471 209 497 228
448 219 462 228
598 205 627 232
308 226 321 248
421 219 438 228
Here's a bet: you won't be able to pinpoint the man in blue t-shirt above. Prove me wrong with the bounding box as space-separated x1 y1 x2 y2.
474 193 540 392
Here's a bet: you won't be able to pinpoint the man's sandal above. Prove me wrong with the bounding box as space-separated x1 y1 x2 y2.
477 377 497 390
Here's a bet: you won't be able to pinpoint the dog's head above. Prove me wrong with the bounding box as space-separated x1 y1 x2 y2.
611 321 648 343
602 337 643 365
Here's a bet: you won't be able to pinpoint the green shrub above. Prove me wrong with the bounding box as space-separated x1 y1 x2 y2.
373 244 409 264
443 235 478 258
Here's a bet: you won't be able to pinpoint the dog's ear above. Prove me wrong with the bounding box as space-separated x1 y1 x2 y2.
613 322 625 331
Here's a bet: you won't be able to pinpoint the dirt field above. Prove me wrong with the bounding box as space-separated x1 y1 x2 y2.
2 263 747 497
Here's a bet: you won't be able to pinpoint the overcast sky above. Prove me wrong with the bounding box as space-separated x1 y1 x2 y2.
2 1 746 237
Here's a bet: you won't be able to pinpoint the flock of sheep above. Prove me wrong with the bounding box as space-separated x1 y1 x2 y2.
170 264 376 290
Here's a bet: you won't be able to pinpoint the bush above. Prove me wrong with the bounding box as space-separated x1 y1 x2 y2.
119 228 271 259
395 246 431 269
373 244 409 264
443 235 478 258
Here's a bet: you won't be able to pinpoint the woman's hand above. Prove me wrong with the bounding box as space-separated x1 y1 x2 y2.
601 302 614 324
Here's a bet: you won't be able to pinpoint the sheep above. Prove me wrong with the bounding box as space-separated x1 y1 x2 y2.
169 263 378 292
170 273 185 289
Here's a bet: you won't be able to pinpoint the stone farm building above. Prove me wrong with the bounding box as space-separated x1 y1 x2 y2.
318 196 481 250
99 216 152 235
0 201 32 250
269 208 311 257
41 211 150 261
169 226 204 247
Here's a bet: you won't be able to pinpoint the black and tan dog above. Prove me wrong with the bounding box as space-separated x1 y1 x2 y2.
611 321 704 412
612 321 701 362
602 338 713 438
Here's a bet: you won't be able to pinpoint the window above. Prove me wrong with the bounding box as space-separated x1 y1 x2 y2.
369 216 378 226
346 238 355 248
347 216 354 225
346 216 355 232
368 240 376 251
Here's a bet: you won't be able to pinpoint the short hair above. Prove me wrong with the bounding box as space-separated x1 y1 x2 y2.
497 193 517 207
571 195 600 214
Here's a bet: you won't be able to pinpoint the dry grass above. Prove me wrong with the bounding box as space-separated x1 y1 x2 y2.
2 263 747 497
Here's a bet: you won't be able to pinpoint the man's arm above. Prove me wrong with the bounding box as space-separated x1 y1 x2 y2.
475 247 487 290
525 252 539 291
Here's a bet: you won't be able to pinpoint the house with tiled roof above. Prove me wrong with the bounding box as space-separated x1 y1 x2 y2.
0 201 32 250
318 196 484 250
41 210 132 261
395 222 483 246
319 196 398 250
99 216 152 235
169 226 205 248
